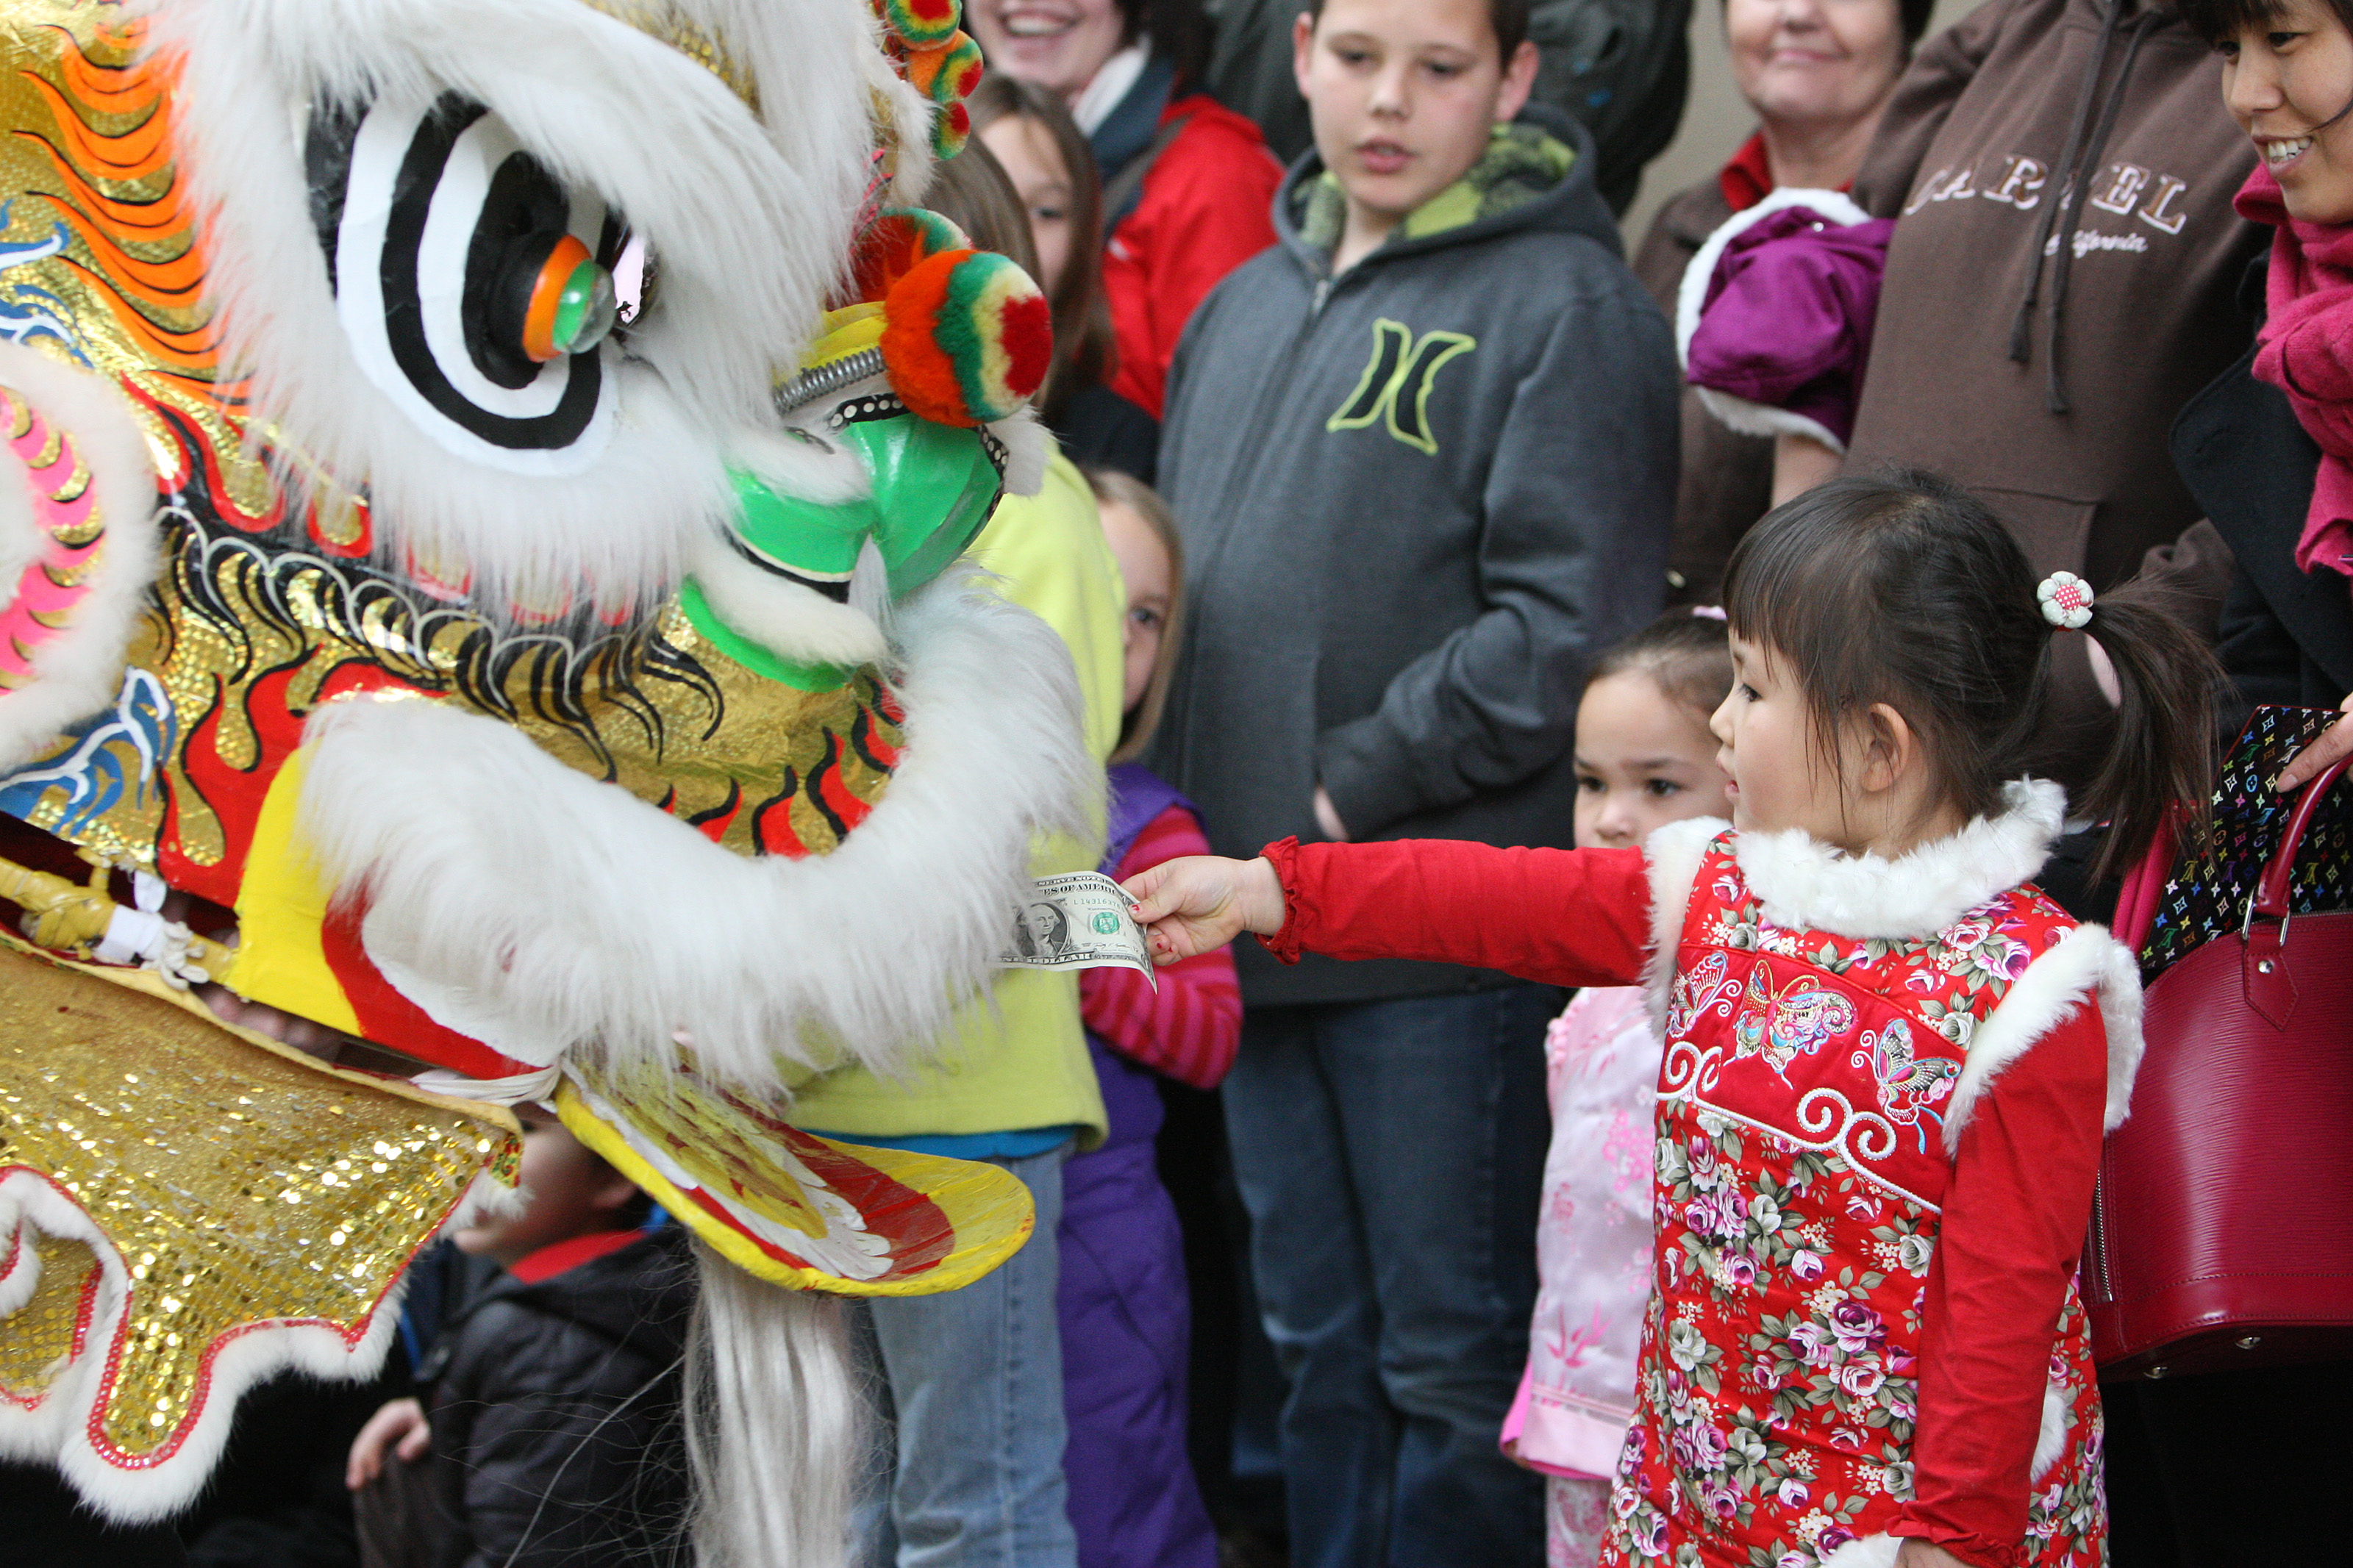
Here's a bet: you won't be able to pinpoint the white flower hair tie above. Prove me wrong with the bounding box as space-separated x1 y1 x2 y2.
2038 570 2094 629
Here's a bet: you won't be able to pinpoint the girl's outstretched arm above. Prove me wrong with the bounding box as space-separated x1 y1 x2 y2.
1125 853 1286 964
1129 837 1657 989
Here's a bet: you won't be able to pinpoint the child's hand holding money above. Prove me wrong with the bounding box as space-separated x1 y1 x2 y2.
1122 855 1286 964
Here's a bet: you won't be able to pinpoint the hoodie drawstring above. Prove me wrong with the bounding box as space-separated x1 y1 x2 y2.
2007 0 2163 414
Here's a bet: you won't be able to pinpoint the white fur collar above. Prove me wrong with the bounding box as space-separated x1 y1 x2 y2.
293 562 1093 1092
1735 779 2067 941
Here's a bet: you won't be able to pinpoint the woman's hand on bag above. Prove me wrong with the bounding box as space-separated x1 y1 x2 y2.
2277 690 2353 792
1124 855 1285 963
346 1396 429 1489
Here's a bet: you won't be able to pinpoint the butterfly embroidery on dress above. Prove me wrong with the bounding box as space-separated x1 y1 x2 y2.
1666 950 1740 1039
1849 1017 1960 1149
1732 961 1858 1078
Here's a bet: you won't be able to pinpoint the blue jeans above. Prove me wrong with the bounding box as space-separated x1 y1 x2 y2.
1225 989 1554 1568
854 1140 1077 1568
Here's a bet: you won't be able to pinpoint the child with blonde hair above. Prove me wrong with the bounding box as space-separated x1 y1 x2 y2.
1056 468 1240 1568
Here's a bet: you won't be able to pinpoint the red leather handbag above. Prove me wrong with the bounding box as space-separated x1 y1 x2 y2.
2088 752 2353 1378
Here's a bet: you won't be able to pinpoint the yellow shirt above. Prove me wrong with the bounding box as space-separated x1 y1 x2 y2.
787 448 1123 1146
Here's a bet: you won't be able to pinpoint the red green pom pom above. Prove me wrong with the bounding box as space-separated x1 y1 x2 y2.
932 98 972 160
903 30 982 104
881 248 1053 426
936 33 985 102
851 207 971 303
876 0 962 49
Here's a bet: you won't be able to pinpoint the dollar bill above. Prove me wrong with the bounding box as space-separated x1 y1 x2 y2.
999 872 1157 986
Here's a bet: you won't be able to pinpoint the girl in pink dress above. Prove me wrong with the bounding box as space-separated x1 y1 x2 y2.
1504 612 1737 1567
1127 471 2218 1568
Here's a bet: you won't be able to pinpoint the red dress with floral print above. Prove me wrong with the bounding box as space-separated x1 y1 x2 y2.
1599 839 2104 1568
1253 824 2118 1568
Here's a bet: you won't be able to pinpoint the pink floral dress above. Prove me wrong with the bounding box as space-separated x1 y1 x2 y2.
1599 831 2109 1568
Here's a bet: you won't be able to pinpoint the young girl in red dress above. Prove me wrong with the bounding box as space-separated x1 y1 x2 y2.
1126 471 2217 1568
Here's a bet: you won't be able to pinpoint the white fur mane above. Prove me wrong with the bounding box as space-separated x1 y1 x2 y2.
294 562 1095 1091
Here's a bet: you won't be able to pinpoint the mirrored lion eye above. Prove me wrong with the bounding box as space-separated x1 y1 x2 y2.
611 231 656 329
306 92 621 469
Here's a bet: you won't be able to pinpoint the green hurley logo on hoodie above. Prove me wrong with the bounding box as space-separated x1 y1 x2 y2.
1327 319 1475 456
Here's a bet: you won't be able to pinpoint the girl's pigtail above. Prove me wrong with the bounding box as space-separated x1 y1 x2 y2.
2075 581 2223 881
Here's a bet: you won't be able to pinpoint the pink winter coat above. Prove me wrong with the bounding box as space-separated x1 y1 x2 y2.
1501 985 1659 1479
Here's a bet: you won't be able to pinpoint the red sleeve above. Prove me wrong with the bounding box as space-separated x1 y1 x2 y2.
1104 101 1281 418
1082 803 1241 1089
1894 1003 2108 1568
1260 837 1652 989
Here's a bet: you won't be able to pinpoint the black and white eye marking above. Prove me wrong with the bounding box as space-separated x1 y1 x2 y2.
307 93 622 472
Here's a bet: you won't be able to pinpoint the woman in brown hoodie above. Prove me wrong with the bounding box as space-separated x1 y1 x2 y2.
1680 0 2265 803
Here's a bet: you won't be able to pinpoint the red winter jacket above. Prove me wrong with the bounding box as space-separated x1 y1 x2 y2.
1103 95 1282 420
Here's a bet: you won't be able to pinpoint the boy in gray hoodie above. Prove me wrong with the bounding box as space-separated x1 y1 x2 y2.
1151 0 1677 1562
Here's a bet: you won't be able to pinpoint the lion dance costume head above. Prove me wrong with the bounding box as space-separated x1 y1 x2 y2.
0 1 1083 1560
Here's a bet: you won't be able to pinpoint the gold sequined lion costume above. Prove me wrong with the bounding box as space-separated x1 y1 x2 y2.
0 0 1087 1558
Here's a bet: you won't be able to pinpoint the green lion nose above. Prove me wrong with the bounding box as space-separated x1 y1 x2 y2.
716 404 1006 605
685 409 1008 690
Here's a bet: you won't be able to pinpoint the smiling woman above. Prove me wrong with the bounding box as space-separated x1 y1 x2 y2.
1725 0 1916 187
2205 0 2353 218
2146 7 2353 1559
2179 0 2353 784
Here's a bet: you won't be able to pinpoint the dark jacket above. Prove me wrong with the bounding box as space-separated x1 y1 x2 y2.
1842 0 2262 788
1153 107 1679 1006
1629 173 1775 604
1051 381 1157 486
2174 329 2353 727
425 1228 694 1568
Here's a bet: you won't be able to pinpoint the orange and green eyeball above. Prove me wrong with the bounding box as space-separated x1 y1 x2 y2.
877 0 963 50
522 234 618 362
882 247 1052 426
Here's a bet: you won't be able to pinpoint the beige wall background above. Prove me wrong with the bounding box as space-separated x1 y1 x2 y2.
1620 0 1982 247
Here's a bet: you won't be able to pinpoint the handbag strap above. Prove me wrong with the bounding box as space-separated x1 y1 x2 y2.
2252 753 2353 920
2112 811 2178 953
